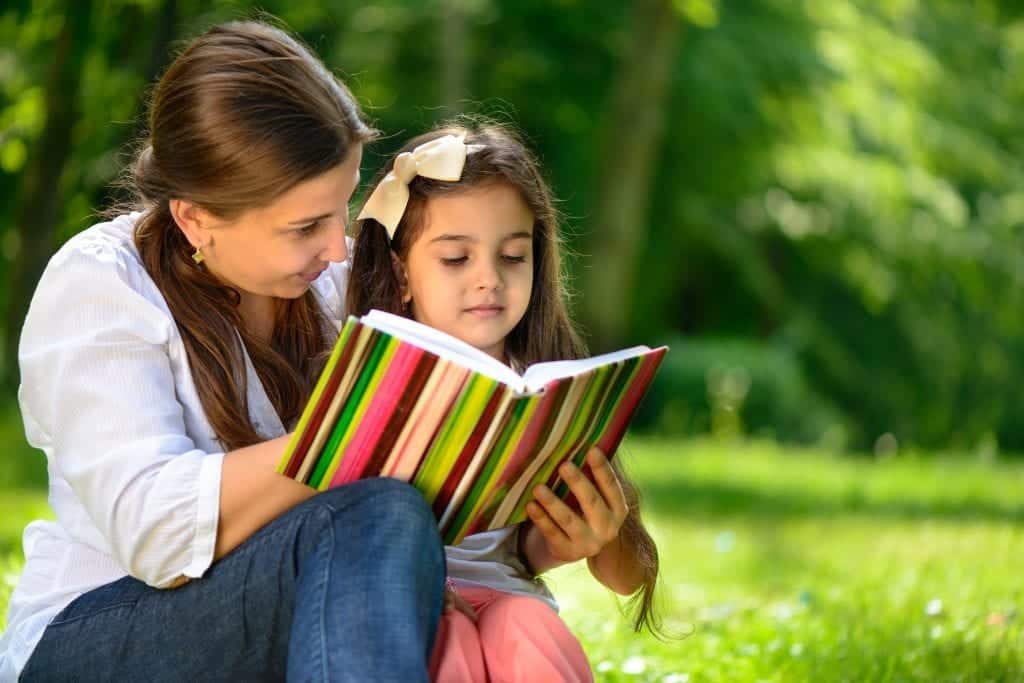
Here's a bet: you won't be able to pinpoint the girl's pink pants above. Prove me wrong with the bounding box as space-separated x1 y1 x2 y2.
429 583 594 682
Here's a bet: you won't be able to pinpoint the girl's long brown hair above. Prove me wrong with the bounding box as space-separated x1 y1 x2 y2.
123 20 376 451
348 122 664 636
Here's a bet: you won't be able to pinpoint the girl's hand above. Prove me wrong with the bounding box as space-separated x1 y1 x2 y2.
523 447 628 566
444 582 477 622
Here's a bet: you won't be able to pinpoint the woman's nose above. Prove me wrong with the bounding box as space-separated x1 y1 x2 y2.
321 215 349 263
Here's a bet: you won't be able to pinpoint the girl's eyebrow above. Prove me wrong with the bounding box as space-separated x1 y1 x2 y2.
429 230 532 243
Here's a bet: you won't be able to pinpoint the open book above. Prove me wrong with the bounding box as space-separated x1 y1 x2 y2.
277 310 667 544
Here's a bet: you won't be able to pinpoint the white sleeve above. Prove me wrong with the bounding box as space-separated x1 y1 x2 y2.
18 246 223 588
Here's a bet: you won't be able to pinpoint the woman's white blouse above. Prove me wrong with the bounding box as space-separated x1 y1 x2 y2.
0 213 550 681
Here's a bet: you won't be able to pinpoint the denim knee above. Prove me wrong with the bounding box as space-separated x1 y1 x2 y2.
322 478 435 527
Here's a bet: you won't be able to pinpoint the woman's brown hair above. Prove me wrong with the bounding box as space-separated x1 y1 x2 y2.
124 20 376 451
348 122 663 635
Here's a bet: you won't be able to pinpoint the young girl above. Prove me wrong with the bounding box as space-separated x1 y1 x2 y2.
348 123 662 682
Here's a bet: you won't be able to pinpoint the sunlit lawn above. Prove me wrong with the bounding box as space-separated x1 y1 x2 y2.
3 433 1024 681
546 438 1024 682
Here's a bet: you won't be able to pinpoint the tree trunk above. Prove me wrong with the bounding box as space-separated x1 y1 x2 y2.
440 0 468 115
3 0 93 387
580 0 682 352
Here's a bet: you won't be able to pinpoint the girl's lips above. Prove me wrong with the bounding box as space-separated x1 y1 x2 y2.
300 268 326 282
465 305 504 317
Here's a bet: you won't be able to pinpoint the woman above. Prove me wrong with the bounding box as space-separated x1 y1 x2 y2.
1 20 445 682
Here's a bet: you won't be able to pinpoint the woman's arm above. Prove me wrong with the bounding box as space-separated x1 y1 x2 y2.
18 243 320 587
214 434 316 560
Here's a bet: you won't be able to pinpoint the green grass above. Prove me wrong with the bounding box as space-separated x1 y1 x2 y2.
545 438 1024 682
3 437 1024 681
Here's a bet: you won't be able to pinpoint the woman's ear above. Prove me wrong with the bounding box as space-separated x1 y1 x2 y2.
169 199 213 250
389 251 412 305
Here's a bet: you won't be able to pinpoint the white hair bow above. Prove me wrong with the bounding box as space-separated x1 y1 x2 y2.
356 134 483 239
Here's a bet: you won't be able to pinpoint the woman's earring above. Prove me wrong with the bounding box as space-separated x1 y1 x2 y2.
192 246 205 264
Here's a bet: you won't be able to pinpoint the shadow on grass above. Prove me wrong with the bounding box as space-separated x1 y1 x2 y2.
640 479 1024 524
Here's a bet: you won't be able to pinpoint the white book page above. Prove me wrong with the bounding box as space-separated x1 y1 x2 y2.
521 346 652 393
362 309 524 390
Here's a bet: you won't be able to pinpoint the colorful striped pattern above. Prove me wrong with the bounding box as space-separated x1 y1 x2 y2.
277 315 667 545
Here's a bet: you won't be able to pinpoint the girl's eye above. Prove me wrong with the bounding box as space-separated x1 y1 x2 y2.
441 256 468 266
502 254 527 264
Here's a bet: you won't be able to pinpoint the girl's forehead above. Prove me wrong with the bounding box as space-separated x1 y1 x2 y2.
418 184 534 237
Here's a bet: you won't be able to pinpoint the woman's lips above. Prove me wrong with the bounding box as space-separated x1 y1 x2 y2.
300 268 326 282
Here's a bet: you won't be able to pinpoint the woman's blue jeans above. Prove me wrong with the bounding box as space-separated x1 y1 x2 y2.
19 478 446 682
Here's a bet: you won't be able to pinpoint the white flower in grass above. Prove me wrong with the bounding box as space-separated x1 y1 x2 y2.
621 656 647 675
662 674 690 683
925 598 943 617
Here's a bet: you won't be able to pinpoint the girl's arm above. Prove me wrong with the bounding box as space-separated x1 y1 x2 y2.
520 447 644 595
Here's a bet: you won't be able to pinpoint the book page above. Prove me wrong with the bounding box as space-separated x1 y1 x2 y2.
362 310 524 390
521 345 652 393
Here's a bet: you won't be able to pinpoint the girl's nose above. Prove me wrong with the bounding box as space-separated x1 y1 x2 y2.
475 259 503 290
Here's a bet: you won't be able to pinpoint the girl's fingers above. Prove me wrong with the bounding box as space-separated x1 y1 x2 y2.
558 458 604 520
585 447 629 523
448 589 479 622
525 500 571 551
531 485 603 557
531 484 584 535
558 450 624 535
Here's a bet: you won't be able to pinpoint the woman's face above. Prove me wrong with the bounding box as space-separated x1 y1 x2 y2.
198 144 363 302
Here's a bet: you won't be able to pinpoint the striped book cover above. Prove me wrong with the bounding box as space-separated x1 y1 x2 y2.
277 310 667 545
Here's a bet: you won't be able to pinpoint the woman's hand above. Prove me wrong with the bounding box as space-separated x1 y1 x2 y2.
523 447 629 567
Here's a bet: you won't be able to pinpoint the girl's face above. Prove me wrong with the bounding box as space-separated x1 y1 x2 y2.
192 144 363 303
401 182 534 362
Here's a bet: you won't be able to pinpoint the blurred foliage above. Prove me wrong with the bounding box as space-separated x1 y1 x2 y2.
3 0 1024 452
634 337 845 447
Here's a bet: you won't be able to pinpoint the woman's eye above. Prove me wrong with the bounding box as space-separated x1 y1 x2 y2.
296 220 321 237
502 254 527 264
441 256 468 266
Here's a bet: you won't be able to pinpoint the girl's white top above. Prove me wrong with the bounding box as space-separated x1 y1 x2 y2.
0 213 551 681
